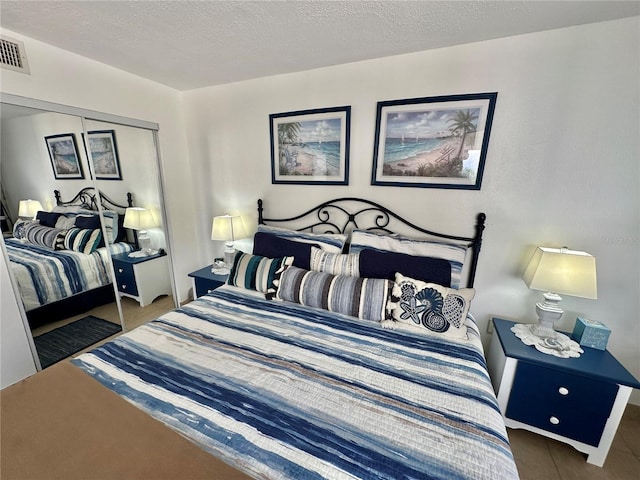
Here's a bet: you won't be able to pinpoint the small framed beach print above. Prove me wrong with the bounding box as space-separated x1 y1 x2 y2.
371 92 497 190
270 106 350 185
84 130 122 180
45 133 85 180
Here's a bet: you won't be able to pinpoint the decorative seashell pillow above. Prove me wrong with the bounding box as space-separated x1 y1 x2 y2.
384 273 475 339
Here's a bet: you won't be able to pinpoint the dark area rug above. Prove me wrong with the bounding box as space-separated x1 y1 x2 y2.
34 315 122 369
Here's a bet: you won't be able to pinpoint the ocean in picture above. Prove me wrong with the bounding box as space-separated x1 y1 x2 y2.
54 154 80 174
383 137 446 163
303 141 340 171
283 140 341 176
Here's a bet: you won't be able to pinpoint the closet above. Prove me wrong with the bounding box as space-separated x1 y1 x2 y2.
0 94 177 372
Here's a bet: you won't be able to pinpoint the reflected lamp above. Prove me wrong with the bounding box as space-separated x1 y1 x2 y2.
18 199 44 220
123 207 156 254
522 246 597 341
211 214 247 273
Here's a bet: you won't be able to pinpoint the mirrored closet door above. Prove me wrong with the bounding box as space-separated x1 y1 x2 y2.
0 95 177 370
83 118 176 331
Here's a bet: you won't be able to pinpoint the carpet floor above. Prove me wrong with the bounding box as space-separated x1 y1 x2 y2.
34 315 122 368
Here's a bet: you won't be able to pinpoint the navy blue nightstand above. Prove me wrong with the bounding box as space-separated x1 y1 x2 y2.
188 266 228 300
487 317 640 467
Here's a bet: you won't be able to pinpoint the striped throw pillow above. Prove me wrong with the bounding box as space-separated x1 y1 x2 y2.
275 265 391 322
63 228 103 254
227 251 293 295
310 246 360 276
13 220 65 250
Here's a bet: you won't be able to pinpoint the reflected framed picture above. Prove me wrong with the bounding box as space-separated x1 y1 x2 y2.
45 133 84 180
270 106 350 185
371 92 497 190
84 130 122 180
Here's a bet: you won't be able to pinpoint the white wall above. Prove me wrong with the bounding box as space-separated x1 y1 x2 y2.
181 18 640 403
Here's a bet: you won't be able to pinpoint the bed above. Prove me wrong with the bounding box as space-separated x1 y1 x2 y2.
5 187 134 328
1 197 519 480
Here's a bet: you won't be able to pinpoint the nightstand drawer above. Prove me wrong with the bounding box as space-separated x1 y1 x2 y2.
113 261 138 296
194 277 226 298
507 400 608 446
509 362 618 414
506 362 618 446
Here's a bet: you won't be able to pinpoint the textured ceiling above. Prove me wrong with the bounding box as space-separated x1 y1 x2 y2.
1 1 638 91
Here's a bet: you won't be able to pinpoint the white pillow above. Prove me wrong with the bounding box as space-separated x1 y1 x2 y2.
257 224 347 253
385 273 475 339
349 229 467 288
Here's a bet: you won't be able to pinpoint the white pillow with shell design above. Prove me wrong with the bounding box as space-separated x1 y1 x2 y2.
384 273 475 339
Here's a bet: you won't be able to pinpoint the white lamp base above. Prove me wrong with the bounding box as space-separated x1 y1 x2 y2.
223 242 237 270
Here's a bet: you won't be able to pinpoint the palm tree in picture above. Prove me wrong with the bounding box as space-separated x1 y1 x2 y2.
447 110 478 174
278 122 302 172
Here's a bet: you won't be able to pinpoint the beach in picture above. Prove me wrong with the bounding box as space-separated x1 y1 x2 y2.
381 107 480 179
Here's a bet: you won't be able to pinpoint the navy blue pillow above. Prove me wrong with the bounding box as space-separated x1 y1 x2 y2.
358 248 452 287
36 211 61 228
253 231 319 270
74 215 102 230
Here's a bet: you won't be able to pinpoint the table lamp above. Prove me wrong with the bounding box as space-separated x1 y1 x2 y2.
211 214 246 274
521 246 597 341
18 199 43 220
123 207 156 255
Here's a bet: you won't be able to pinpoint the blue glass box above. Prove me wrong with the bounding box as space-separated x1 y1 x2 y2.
572 317 611 350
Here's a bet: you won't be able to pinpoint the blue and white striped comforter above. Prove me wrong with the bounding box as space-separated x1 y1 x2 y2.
6 239 132 311
73 287 519 480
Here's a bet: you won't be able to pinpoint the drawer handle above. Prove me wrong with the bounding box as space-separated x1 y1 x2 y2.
549 416 560 425
122 284 127 289
118 268 123 273
558 387 569 396
207 289 214 293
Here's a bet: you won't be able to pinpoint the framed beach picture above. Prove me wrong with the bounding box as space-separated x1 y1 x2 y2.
371 92 497 190
270 106 350 185
45 133 84 180
84 130 122 180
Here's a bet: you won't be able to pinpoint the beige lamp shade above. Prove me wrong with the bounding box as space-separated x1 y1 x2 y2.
523 247 597 299
18 199 44 219
123 207 156 230
211 215 247 242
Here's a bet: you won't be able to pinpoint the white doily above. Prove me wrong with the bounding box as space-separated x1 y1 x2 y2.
511 324 583 358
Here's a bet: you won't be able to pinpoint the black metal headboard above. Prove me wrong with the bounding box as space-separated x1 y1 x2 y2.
54 187 133 214
257 197 486 288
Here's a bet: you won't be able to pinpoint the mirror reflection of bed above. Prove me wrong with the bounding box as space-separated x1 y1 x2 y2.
0 101 177 369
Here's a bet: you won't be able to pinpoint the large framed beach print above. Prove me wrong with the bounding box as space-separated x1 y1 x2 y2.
270 106 350 185
45 133 84 180
371 92 497 189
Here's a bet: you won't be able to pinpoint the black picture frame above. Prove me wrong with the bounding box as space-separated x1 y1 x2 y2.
371 92 497 190
83 130 122 180
45 133 84 180
270 106 350 185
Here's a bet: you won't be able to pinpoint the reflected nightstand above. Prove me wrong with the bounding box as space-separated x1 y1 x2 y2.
111 252 171 307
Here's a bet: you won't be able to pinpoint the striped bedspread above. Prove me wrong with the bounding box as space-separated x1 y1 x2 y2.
6 239 132 311
73 287 519 480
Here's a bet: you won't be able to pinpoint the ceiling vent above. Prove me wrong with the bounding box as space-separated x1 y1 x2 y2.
0 35 30 75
